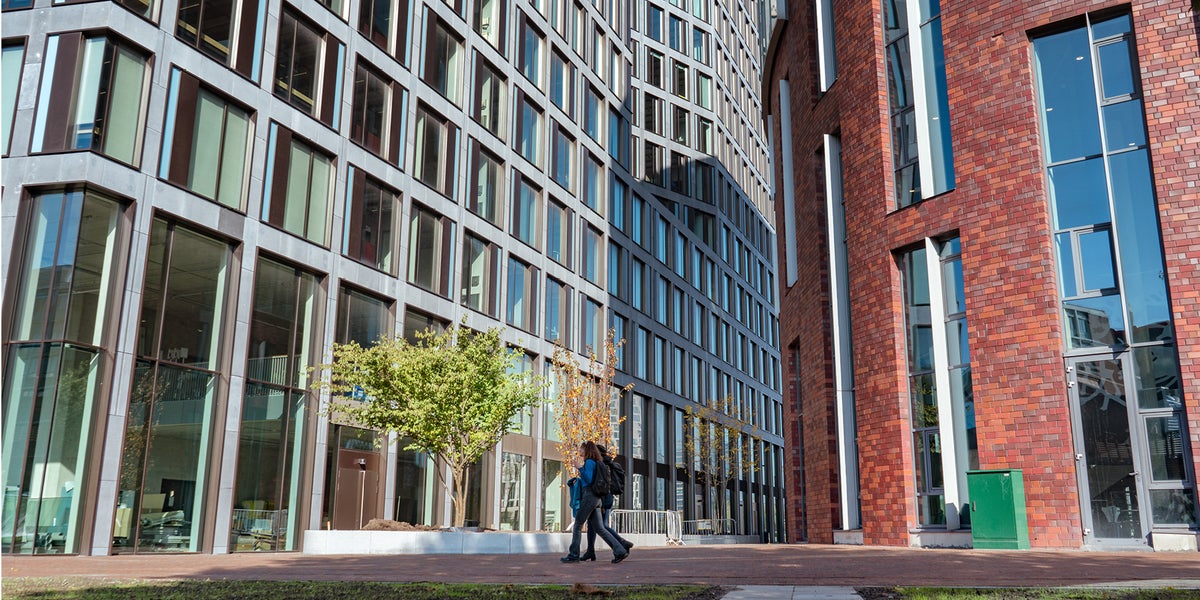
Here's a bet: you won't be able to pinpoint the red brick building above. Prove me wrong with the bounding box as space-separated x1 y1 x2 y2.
761 0 1200 550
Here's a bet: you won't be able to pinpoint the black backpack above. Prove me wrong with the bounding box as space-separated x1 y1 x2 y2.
607 458 626 496
590 459 612 496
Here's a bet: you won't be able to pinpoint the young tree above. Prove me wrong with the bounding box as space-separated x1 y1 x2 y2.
682 396 764 530
550 329 630 461
316 324 545 527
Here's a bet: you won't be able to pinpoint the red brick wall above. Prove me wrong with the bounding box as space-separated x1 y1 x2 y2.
766 0 1200 548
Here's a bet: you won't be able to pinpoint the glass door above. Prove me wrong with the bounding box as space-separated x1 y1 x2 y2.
1066 354 1151 547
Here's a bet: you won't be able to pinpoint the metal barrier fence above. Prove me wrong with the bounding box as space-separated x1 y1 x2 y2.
609 509 683 545
231 508 288 551
681 518 738 535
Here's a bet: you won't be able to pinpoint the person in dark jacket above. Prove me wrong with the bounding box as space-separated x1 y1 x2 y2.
561 441 629 563
583 445 633 559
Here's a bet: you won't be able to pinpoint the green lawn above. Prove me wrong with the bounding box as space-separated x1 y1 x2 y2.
1 580 722 600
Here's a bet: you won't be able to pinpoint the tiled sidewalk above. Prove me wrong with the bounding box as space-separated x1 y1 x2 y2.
4 544 1199 589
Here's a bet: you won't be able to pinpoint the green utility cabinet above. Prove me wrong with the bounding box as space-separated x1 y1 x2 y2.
966 469 1030 549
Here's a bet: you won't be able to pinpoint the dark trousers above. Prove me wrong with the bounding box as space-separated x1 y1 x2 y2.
567 490 626 558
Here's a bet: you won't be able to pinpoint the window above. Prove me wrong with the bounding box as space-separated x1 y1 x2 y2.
234 257 323 551
359 0 409 60
413 102 459 197
512 173 541 249
582 85 601 141
351 60 405 162
403 307 448 341
668 16 685 52
423 13 464 106
263 124 333 245
545 199 572 266
883 0 954 207
632 258 645 310
590 27 604 77
519 14 544 87
696 117 712 153
673 105 688 144
473 0 506 51
671 60 688 98
461 232 500 316
643 141 663 186
550 49 574 116
646 4 663 42
31 32 150 165
645 49 663 88
316 0 348 18
696 73 711 109
582 225 602 285
515 93 544 167
407 202 454 297
551 123 575 191
669 151 688 193
344 166 399 273
507 257 539 332
581 296 602 352
815 0 837 90
643 93 665 136
545 277 573 344
160 69 253 210
468 141 504 226
582 153 603 214
608 243 625 297
275 9 344 126
5 189 125 554
473 56 508 140
608 107 629 167
1 42 21 153
177 0 265 76
691 28 708 63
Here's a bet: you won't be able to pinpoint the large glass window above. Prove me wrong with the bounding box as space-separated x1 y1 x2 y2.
350 60 401 160
423 13 464 106
344 166 399 274
263 124 333 245
473 57 507 140
358 0 409 62
275 9 344 127
551 124 574 191
468 141 504 226
2 43 24 154
115 220 233 552
461 233 500 317
413 103 459 198
473 0 505 51
580 296 601 353
550 49 574 116
161 69 253 210
519 14 543 87
545 278 572 344
506 257 539 333
516 94 544 167
407 203 454 297
582 225 601 285
177 0 265 77
498 453 529 531
32 33 150 166
3 190 124 555
902 247 943 527
1035 14 1194 529
545 199 571 266
500 173 538 251
231 258 322 552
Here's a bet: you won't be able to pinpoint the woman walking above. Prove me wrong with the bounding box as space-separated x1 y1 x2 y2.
562 441 630 563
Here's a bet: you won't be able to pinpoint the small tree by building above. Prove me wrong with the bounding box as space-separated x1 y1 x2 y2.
550 329 630 461
682 396 764 530
316 324 545 527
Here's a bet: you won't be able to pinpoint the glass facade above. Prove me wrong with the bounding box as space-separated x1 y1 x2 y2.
2 0 783 552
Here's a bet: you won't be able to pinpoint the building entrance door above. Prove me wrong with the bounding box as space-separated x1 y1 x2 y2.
1066 354 1151 547
327 426 380 530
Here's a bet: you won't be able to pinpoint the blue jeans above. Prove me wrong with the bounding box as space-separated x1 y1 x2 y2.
586 496 628 553
568 490 626 559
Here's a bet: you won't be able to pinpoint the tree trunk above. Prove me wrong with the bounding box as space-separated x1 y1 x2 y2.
451 463 469 528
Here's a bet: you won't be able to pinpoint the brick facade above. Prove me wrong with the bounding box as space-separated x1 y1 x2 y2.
764 0 1200 548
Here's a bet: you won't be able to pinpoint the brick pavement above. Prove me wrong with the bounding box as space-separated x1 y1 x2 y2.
4 544 1200 588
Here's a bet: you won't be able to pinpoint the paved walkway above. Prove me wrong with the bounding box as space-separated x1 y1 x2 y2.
5 544 1200 595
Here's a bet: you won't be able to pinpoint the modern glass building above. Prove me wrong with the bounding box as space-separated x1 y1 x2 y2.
763 0 1200 550
0 0 782 554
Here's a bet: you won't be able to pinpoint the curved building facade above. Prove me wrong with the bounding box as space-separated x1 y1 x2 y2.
763 0 1200 549
0 0 782 554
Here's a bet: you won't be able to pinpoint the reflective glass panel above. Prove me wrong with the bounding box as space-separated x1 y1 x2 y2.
1144 415 1187 481
1048 158 1109 230
1109 149 1171 343
1102 99 1146 152
1063 294 1125 349
1075 358 1141 539
1131 346 1182 410
1149 489 1196 526
1034 29 1102 163
1078 229 1116 292
1097 40 1134 100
